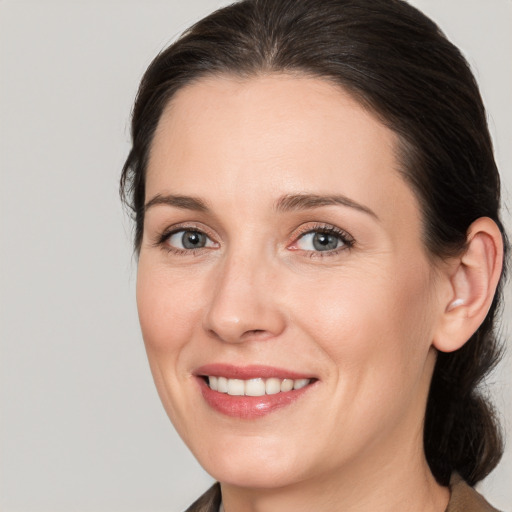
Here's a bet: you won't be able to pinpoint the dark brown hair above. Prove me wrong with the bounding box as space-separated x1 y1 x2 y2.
121 0 508 486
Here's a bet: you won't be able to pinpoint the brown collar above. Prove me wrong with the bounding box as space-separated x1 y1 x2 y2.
184 483 221 512
446 474 501 512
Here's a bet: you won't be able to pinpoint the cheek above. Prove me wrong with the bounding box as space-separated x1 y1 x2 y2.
290 260 436 393
136 260 203 354
135 259 208 433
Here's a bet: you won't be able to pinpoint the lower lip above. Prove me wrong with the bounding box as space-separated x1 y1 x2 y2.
197 378 315 419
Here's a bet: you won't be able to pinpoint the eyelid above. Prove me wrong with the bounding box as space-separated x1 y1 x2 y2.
153 222 219 251
288 222 355 255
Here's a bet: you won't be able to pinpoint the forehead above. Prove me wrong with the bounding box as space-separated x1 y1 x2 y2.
146 74 421 231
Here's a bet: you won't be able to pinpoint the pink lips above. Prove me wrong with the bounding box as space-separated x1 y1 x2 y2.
194 364 316 419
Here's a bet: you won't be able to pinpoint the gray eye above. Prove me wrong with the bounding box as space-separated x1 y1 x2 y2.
296 231 344 252
167 230 214 250
313 232 340 251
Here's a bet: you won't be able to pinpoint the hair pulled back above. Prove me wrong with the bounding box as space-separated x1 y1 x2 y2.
121 0 508 486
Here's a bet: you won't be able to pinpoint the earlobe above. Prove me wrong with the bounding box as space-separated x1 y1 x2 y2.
433 217 503 353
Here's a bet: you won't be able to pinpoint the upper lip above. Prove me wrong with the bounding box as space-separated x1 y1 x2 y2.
194 363 315 380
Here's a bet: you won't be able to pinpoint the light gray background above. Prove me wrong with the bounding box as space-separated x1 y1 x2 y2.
0 1 510 511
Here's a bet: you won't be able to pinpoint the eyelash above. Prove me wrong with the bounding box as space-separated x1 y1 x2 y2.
291 223 355 258
154 222 355 258
154 223 217 256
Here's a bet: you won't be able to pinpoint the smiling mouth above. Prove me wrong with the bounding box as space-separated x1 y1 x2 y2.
205 376 312 396
195 364 317 418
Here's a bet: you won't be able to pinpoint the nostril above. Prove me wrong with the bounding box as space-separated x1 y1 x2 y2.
240 329 275 342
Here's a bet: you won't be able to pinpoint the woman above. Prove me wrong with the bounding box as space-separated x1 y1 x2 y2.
120 0 508 510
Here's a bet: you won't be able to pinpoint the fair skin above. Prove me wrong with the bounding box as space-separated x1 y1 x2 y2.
137 74 502 512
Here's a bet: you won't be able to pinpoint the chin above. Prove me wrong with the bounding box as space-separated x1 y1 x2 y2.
189 432 309 489
205 457 303 489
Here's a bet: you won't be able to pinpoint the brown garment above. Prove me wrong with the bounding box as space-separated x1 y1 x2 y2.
184 474 502 512
446 474 501 512
184 482 220 512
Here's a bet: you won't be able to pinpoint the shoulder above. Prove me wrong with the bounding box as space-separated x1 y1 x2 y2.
184 483 221 512
447 474 502 512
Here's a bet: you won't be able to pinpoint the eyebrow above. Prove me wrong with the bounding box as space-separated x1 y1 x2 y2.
144 192 379 220
144 193 209 212
274 193 379 220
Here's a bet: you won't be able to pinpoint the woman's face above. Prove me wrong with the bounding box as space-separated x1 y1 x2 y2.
137 75 445 489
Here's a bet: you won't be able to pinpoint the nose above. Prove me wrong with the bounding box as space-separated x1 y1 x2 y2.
202 251 286 344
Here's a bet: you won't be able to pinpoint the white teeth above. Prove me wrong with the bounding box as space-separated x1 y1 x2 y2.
206 376 312 395
293 378 309 390
217 376 228 393
245 378 266 396
227 379 245 396
280 379 294 392
265 378 281 395
209 376 218 391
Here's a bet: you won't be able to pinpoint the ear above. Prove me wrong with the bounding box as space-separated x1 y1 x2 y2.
433 217 504 353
